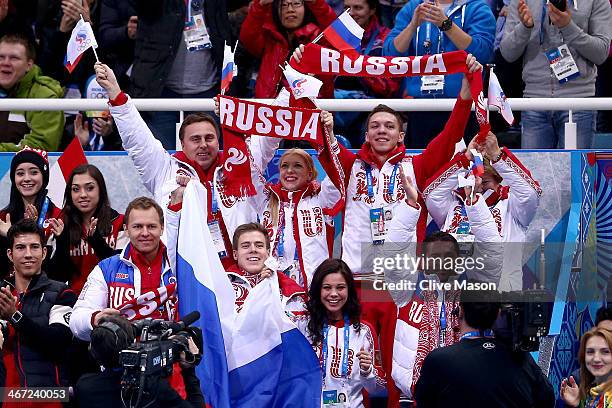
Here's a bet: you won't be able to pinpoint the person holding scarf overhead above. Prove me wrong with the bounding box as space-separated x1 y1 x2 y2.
334 0 402 145
212 95 341 289
93 62 281 269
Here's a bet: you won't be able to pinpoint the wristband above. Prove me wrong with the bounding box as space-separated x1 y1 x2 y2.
10 310 23 325
492 150 504 164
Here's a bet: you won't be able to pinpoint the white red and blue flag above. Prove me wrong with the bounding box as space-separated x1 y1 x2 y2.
177 181 321 407
321 10 364 56
471 149 485 177
221 42 237 94
65 17 98 73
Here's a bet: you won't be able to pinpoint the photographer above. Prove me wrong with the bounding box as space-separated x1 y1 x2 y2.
75 315 204 408
414 289 554 407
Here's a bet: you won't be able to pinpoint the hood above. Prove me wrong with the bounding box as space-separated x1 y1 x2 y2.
14 65 64 99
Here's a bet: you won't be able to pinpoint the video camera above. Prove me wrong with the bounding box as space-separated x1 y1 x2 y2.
119 311 201 408
495 290 553 352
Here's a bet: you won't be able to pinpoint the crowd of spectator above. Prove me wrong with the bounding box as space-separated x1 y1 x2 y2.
0 0 610 152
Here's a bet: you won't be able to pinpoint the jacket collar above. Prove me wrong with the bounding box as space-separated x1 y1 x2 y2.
267 181 320 202
356 142 406 169
8 271 49 294
173 151 222 183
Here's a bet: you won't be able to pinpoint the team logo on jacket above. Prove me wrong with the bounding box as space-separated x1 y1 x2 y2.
109 284 135 309
398 296 424 329
301 207 323 237
330 346 354 378
115 272 129 280
353 171 376 204
232 283 249 313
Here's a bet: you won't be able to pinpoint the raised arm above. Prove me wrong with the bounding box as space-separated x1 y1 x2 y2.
94 62 174 194
412 54 481 190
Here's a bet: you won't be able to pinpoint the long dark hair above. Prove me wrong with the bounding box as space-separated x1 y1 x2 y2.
306 259 361 346
3 185 51 225
63 164 113 245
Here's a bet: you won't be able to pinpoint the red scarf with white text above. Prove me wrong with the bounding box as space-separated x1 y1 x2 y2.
290 44 491 142
218 95 325 198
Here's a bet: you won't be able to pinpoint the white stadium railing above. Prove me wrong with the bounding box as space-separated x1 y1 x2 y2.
2 97 612 149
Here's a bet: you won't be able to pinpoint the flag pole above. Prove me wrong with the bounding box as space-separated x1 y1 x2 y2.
485 63 495 122
80 14 100 62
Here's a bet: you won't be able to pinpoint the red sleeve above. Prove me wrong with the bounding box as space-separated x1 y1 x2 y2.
308 0 337 28
239 0 271 58
108 91 128 106
412 96 472 190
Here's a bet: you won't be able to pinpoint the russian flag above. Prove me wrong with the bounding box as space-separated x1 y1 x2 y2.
47 137 88 207
228 262 322 407
221 42 237 95
470 149 485 177
177 181 235 408
65 17 98 73
321 10 364 56
178 181 322 407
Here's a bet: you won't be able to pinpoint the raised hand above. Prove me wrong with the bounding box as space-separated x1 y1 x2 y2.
94 62 121 99
518 0 534 28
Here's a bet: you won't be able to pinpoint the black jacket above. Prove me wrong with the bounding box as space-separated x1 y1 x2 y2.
75 366 205 408
6 272 76 387
98 0 137 89
130 0 232 97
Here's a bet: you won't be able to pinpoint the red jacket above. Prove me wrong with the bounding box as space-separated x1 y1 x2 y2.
240 0 336 98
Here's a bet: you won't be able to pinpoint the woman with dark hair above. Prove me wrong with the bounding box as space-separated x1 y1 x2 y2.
239 0 336 98
0 147 63 277
48 164 127 294
561 327 612 407
297 258 386 407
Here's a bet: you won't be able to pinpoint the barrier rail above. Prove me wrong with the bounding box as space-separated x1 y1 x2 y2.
1 97 612 111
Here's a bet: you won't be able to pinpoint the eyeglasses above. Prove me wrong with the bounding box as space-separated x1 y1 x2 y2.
281 0 304 9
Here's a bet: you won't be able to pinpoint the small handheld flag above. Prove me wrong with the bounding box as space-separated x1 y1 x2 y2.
488 70 514 125
65 16 99 73
221 42 238 95
470 149 485 177
319 10 364 56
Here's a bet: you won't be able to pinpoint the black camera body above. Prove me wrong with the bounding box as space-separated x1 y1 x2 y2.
495 290 553 352
119 312 200 408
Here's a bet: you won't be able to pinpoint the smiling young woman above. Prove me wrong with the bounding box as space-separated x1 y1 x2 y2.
47 164 127 294
0 148 62 278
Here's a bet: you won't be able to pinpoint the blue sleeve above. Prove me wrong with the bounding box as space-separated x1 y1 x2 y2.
463 2 496 64
383 1 418 56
